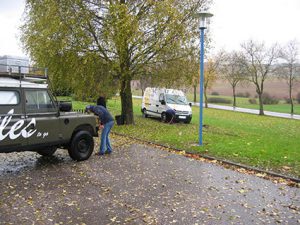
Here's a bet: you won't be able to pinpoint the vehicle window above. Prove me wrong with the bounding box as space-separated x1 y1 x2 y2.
25 90 56 112
0 91 19 105
166 94 188 105
159 94 164 102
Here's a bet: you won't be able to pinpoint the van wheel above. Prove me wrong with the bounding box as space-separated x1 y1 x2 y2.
37 147 57 156
184 118 192 124
68 131 94 161
142 108 148 118
161 112 167 123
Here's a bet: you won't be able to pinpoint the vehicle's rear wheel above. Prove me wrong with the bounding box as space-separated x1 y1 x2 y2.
161 112 167 123
68 131 94 161
142 108 148 118
37 147 57 156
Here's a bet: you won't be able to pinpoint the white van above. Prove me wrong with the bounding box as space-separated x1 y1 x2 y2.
141 87 192 123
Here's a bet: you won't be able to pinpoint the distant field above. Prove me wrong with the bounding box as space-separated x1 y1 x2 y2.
210 78 300 99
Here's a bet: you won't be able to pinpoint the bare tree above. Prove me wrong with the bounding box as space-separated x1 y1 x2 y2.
219 51 247 107
203 59 216 108
279 40 300 114
203 52 225 107
241 40 280 115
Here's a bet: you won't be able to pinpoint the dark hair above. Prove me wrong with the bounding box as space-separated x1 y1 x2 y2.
97 96 106 108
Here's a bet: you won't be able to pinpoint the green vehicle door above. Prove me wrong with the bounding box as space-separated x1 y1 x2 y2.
24 89 61 147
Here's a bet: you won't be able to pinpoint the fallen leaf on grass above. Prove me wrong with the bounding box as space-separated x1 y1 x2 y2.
282 166 291 171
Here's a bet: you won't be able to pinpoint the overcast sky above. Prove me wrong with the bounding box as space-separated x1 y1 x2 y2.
0 0 300 58
210 0 300 54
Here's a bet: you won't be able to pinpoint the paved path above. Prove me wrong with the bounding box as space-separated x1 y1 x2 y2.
198 103 300 120
0 135 299 224
133 95 300 120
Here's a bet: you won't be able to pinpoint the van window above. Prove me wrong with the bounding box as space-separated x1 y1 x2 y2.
0 91 19 105
166 94 188 105
25 90 56 112
159 94 164 102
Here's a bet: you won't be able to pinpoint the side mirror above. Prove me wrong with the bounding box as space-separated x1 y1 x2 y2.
161 100 166 105
58 101 72 112
189 102 192 107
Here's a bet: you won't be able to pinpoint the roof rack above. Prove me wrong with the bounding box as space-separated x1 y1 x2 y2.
0 64 48 82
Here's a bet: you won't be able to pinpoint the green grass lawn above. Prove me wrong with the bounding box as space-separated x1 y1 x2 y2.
69 96 300 178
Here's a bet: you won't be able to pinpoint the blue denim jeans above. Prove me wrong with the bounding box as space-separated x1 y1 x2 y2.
99 120 114 154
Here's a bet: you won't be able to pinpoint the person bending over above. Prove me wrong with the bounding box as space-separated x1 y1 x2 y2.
85 105 114 155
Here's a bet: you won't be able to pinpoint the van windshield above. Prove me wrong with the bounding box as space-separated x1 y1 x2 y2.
166 94 188 105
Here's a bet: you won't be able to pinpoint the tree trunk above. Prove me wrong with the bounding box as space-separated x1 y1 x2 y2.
204 90 208 108
193 85 197 103
120 78 134 124
289 76 294 115
258 92 264 115
232 86 236 107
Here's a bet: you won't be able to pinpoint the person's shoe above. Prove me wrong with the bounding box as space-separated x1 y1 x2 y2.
95 152 105 156
106 150 112 154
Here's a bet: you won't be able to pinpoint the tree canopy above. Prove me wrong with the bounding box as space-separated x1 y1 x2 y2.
21 0 211 124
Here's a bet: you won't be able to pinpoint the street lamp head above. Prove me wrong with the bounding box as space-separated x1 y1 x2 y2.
196 11 213 29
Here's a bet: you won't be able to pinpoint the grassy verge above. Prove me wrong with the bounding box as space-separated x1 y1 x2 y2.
69 96 300 178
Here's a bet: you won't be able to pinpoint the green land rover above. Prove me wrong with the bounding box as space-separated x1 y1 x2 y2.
0 65 98 161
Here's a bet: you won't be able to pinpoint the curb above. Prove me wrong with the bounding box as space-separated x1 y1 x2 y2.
112 132 300 184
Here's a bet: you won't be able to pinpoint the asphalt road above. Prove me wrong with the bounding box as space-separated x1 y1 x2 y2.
0 135 299 224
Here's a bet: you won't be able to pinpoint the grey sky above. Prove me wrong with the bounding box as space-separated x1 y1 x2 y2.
0 0 25 56
0 0 300 57
210 0 300 53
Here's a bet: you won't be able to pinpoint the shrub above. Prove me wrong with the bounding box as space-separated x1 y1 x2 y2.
297 93 300 104
261 93 279 105
284 97 293 104
211 91 219 96
208 97 232 104
248 98 257 104
236 92 251 98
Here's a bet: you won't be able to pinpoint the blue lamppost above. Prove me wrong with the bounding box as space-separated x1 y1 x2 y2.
196 12 213 146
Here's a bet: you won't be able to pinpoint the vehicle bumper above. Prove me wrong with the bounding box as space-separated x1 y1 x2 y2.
175 114 192 122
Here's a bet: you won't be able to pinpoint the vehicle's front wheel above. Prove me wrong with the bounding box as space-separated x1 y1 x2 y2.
161 112 167 123
68 131 94 161
37 147 57 156
184 118 192 124
142 108 148 118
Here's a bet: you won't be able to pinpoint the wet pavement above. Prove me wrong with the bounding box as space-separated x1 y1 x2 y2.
0 135 299 225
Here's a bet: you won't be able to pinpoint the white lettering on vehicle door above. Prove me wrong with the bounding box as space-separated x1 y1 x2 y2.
0 109 37 141
0 109 12 141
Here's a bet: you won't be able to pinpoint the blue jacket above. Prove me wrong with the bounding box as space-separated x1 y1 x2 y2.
87 105 114 125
